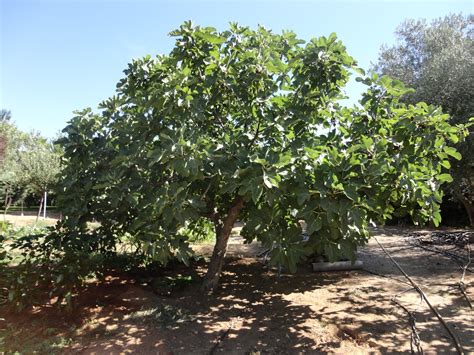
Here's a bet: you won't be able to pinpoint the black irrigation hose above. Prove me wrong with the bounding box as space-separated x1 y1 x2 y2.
361 268 413 287
374 237 464 355
391 298 424 354
458 242 472 309
209 322 235 355
410 242 472 270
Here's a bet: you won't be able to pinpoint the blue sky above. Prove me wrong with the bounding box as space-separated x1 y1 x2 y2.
1 0 472 138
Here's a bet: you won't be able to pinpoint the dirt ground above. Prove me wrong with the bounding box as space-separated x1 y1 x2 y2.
2 211 59 227
1 226 472 354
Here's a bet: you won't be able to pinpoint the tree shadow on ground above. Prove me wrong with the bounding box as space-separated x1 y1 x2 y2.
67 259 345 353
2 228 473 353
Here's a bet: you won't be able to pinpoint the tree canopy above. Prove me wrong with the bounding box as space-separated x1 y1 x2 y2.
57 22 467 291
0 115 61 213
0 110 12 122
374 14 474 225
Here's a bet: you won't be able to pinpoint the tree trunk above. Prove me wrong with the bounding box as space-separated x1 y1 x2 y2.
3 188 11 220
36 196 43 222
3 187 9 218
456 192 474 228
43 191 47 219
201 197 244 292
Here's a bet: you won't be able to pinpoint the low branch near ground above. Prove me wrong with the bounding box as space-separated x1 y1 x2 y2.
374 237 465 355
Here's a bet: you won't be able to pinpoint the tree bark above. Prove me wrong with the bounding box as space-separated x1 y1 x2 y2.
201 197 244 292
36 196 43 222
3 187 11 219
456 192 474 228
43 191 47 219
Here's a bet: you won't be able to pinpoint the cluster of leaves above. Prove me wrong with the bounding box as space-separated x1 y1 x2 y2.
0 220 11 233
0 223 210 310
1 229 113 310
0 110 11 164
178 218 215 243
374 14 474 225
0 223 50 240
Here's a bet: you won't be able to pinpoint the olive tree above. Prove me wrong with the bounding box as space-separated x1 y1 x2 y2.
58 22 466 291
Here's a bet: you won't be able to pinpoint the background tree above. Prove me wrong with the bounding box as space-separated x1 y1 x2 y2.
0 116 24 215
0 114 61 217
0 126 7 166
0 109 13 164
57 23 466 292
17 134 61 218
374 14 474 226
0 110 12 122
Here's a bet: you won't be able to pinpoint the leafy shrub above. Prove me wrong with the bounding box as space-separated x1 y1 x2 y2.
0 234 10 302
179 218 215 243
3 226 200 310
1 224 50 240
5 230 108 310
0 220 12 234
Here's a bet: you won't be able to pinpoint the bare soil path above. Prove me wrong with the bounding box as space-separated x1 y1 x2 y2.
1 226 472 354
2 211 59 227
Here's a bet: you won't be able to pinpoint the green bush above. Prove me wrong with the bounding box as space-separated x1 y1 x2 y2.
1 224 50 240
2 227 201 310
4 230 106 310
179 218 215 243
0 220 12 234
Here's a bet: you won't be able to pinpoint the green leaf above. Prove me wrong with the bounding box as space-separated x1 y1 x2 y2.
448 134 459 143
92 182 110 190
343 185 359 201
440 160 451 169
361 137 374 150
306 214 323 235
350 207 365 226
324 244 338 262
199 32 226 44
443 146 461 160
275 153 292 167
263 173 280 189
432 211 442 227
437 173 453 183
340 239 356 262
250 184 263 203
297 191 310 206
253 157 268 166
